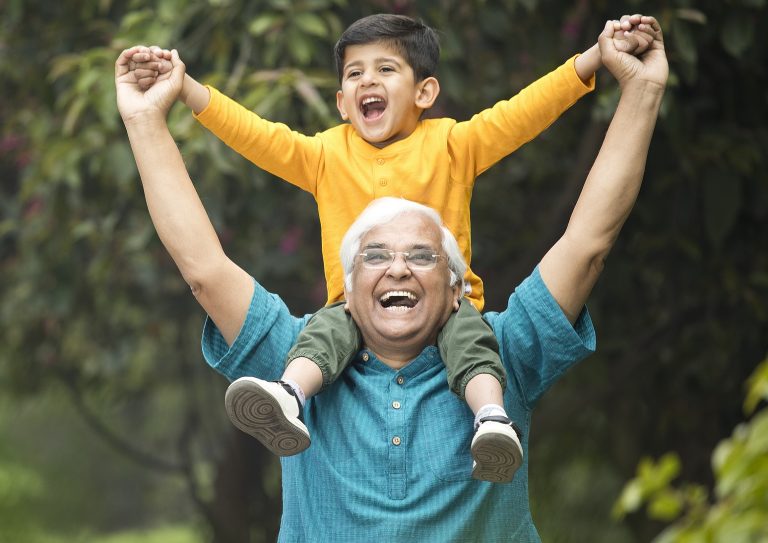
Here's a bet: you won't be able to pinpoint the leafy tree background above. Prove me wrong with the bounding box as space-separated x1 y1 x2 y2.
1 0 766 541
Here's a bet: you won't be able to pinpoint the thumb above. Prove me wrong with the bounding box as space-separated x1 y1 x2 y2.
169 49 186 84
597 19 617 55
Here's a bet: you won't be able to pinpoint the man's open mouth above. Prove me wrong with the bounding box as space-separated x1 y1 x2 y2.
361 96 386 121
379 290 418 311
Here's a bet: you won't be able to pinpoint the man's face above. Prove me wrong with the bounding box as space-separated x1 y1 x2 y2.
345 212 461 365
336 43 434 148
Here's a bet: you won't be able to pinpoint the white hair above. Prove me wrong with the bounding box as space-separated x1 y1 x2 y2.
340 197 467 292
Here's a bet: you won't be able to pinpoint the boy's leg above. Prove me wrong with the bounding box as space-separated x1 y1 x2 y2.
224 302 361 456
437 299 523 483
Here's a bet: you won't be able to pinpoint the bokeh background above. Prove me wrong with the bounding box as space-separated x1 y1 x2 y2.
2 0 767 541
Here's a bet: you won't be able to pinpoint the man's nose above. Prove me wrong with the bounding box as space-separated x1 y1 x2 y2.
386 253 412 278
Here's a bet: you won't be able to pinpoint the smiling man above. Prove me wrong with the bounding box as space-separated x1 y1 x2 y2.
116 16 667 543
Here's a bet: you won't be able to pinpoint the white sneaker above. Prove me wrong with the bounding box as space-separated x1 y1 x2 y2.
224 377 310 456
470 416 523 483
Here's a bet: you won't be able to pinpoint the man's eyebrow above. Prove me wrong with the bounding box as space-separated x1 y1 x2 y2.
361 242 386 249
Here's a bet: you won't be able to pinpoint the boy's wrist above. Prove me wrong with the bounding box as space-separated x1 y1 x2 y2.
179 74 210 114
574 43 602 82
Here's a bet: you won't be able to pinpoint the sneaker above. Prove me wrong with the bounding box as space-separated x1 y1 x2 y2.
224 377 311 456
470 415 523 483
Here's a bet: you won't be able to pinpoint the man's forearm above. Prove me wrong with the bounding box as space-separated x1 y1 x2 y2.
569 79 664 247
124 115 224 284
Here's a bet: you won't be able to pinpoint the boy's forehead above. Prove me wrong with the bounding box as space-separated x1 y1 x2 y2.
342 42 405 65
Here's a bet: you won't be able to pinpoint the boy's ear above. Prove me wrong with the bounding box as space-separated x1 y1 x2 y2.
336 90 349 120
415 77 440 110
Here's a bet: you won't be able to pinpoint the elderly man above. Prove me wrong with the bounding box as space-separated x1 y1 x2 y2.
116 17 667 543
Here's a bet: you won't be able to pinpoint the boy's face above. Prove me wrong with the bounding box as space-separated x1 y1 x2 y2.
336 43 439 148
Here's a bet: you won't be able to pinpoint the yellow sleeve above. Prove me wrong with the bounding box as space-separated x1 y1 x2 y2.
194 86 323 195
449 55 595 179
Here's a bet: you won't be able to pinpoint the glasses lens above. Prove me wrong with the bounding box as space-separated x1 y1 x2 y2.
361 249 392 268
406 251 438 268
359 250 439 269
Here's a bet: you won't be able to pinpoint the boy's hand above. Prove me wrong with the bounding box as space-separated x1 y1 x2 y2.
125 45 173 91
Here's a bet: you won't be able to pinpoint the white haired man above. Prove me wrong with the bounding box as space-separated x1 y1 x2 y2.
116 16 667 542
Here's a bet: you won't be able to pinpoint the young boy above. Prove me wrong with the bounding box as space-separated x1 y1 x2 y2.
129 13 652 483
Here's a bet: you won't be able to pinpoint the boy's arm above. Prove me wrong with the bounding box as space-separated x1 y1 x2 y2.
448 14 657 178
126 46 323 194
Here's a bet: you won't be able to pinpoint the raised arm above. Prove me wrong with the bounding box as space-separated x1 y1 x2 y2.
115 48 253 344
539 17 667 322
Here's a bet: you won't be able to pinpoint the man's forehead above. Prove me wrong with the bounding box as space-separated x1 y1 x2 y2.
360 214 441 247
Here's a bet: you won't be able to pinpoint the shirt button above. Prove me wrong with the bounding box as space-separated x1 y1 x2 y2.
392 401 401 409
396 376 404 385
362 352 369 362
379 178 388 186
376 158 385 165
392 436 401 446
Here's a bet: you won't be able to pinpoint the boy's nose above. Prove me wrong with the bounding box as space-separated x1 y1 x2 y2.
360 70 377 86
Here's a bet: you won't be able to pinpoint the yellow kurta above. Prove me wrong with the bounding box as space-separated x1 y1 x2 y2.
195 56 594 310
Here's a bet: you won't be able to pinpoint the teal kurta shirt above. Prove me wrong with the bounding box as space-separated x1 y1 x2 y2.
202 267 596 542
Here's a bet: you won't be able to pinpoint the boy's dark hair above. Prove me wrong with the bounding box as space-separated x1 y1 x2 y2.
333 14 440 83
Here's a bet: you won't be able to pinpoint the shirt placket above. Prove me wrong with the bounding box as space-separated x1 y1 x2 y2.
386 372 407 499
372 156 391 197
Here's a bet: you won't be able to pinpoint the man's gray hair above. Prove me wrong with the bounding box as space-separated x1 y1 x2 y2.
340 197 467 292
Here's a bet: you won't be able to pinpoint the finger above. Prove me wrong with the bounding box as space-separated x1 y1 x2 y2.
137 76 157 90
598 19 617 50
133 67 159 80
116 46 143 76
619 14 632 31
640 16 661 33
168 49 186 84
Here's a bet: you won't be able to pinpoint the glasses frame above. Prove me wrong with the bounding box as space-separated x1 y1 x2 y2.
357 249 443 270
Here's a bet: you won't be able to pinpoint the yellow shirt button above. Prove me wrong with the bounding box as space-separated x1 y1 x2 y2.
377 158 385 165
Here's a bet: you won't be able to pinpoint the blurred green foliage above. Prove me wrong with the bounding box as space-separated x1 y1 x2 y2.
614 357 768 542
1 0 767 541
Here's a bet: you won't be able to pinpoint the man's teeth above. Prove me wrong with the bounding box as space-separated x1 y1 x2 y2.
380 291 416 303
362 96 384 106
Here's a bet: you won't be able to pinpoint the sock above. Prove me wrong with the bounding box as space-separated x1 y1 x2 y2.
474 403 508 430
281 378 306 408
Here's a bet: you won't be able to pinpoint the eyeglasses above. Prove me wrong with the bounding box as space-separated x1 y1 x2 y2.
358 248 442 270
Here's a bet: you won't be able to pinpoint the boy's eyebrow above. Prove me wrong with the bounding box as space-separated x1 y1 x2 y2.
344 57 403 71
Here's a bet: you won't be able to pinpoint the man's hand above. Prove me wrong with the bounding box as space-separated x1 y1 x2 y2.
115 46 184 122
612 14 656 57
599 16 668 90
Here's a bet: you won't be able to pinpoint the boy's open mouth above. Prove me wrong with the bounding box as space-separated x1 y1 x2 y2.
361 96 387 121
379 290 418 312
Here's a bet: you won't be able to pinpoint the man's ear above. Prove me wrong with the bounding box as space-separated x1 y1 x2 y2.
336 90 349 120
415 77 440 111
452 283 462 312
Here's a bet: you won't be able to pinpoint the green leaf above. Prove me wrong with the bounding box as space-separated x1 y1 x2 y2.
720 13 755 57
249 13 281 37
293 12 328 38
